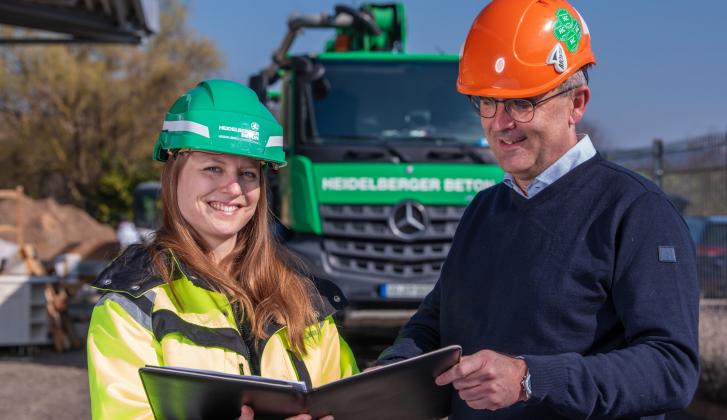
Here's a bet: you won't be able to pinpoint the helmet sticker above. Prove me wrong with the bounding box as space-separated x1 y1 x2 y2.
546 43 568 73
495 57 505 74
218 124 260 142
553 8 582 53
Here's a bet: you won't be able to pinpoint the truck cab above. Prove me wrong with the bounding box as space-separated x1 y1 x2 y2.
256 4 505 326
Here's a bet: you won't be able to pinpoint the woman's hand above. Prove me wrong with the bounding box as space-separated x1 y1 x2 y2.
240 405 334 420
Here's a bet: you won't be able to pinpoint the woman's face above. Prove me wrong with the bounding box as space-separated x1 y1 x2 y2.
176 151 261 252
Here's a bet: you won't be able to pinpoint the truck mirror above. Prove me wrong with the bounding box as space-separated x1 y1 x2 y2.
289 56 326 82
312 77 331 100
248 73 267 102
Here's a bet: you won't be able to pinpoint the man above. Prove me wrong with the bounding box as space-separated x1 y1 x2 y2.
376 0 700 418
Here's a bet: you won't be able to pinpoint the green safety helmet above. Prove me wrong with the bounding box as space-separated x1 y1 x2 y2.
153 79 286 168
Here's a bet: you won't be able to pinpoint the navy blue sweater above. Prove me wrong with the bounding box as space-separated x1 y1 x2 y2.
378 155 700 419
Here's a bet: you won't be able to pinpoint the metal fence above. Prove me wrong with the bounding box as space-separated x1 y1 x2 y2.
605 132 727 299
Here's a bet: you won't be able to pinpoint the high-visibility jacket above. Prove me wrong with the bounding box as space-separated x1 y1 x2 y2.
87 245 358 420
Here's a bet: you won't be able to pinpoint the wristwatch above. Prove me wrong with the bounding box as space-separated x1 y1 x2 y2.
521 369 532 401
515 355 532 401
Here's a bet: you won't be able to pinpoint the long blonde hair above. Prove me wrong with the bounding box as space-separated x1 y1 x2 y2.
150 152 318 356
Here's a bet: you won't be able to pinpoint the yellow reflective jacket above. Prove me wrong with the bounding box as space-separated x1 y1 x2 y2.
87 245 358 420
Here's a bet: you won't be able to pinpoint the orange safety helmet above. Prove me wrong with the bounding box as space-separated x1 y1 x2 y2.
457 0 596 99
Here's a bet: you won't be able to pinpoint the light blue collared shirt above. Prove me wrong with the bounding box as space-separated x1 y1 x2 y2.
503 134 596 198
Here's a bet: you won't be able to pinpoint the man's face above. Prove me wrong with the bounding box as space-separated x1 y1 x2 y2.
481 86 587 185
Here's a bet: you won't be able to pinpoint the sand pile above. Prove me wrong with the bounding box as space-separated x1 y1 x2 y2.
0 191 119 263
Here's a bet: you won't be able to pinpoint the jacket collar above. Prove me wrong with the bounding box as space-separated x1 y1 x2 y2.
91 244 164 298
93 245 349 320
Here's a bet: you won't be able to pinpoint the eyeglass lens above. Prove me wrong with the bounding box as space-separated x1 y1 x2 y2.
473 97 535 122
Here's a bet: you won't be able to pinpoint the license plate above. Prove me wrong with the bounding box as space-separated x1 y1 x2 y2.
380 283 433 299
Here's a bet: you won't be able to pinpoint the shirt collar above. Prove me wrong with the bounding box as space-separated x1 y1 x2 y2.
503 134 596 197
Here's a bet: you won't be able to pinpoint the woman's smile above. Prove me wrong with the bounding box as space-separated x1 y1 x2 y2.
207 200 243 215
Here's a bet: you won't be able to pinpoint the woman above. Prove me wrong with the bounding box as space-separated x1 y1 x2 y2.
87 80 358 419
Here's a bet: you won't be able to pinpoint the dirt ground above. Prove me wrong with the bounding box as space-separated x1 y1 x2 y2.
0 347 89 419
0 343 725 420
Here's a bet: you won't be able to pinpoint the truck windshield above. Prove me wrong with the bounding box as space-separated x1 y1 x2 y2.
132 182 161 230
309 60 486 146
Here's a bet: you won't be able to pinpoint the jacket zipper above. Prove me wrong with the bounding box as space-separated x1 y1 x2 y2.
239 321 260 376
232 302 260 376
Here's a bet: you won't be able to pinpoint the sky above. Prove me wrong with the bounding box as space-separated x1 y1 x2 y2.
185 1 727 149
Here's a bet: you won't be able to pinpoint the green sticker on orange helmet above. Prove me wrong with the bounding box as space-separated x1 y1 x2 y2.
553 8 582 53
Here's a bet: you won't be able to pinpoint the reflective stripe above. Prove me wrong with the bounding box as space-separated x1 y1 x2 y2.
266 135 283 147
96 291 155 332
152 309 249 357
153 277 233 330
287 349 313 390
162 120 210 138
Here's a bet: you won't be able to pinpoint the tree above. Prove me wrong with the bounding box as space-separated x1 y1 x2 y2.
577 119 611 151
0 0 223 224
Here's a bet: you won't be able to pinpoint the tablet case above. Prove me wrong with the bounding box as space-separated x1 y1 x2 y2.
139 344 462 420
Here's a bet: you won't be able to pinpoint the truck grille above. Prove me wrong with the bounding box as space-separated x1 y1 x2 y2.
320 204 466 280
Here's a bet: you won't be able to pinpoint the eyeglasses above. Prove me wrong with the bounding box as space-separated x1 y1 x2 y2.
468 86 579 123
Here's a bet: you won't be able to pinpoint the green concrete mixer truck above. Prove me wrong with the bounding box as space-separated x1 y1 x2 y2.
247 3 505 327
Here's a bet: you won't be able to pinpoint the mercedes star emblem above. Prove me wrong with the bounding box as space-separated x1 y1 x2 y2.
388 201 428 240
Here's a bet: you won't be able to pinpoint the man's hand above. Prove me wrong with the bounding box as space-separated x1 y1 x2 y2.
239 405 333 420
435 349 527 411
